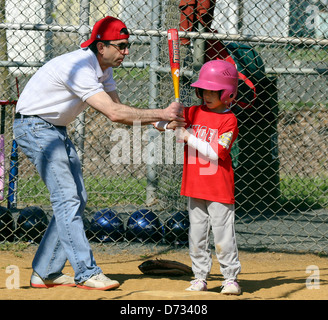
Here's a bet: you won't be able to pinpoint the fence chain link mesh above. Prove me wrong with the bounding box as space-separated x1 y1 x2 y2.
0 0 327 254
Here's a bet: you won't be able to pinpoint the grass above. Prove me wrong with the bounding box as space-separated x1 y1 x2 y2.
7 174 328 213
0 242 30 252
278 101 328 111
113 66 150 81
279 174 328 211
0 242 31 257
13 175 147 208
84 176 147 206
286 47 328 63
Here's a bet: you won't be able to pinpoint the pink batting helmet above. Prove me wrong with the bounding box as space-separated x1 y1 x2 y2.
191 60 239 105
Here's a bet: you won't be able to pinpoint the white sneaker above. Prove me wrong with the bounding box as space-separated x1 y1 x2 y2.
30 271 76 288
221 280 241 295
185 279 207 291
77 273 120 291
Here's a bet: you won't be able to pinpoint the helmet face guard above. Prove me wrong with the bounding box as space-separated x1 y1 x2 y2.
191 60 238 105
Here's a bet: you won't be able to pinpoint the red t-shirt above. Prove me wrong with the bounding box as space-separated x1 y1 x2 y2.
180 105 239 204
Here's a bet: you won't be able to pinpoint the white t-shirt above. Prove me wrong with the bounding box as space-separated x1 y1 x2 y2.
16 48 116 126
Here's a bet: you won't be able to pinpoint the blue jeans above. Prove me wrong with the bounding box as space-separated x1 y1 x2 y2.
13 116 102 283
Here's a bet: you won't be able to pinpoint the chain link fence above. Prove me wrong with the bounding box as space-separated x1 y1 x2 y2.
0 0 327 254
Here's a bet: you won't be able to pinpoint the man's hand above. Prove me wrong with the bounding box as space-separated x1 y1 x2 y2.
163 101 184 122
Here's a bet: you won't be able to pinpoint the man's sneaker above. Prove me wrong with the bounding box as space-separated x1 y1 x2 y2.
77 273 120 291
221 280 241 295
185 279 207 291
30 271 76 288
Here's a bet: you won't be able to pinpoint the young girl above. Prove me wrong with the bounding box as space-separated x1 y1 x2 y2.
155 60 241 294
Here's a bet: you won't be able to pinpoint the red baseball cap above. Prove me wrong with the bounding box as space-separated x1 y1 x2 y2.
81 16 129 48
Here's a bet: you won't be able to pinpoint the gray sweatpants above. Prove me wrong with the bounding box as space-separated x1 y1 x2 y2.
188 197 241 281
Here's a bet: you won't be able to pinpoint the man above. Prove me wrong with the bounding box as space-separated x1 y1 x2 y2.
13 16 184 291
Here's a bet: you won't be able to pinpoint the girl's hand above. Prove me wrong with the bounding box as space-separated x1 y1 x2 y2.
174 127 190 142
166 120 186 130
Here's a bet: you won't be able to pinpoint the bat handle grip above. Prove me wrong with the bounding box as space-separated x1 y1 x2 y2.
174 97 185 143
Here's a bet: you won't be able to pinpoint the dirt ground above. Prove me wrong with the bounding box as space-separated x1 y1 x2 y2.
0 246 327 301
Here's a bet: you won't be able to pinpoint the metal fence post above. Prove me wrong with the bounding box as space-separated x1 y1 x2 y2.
146 0 161 205
44 0 54 62
74 0 90 166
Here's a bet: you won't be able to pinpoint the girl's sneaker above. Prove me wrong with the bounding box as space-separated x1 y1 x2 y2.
221 280 241 295
185 279 207 291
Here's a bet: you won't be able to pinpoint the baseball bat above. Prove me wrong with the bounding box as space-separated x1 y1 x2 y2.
0 102 6 201
167 28 184 143
7 79 19 209
167 28 180 103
